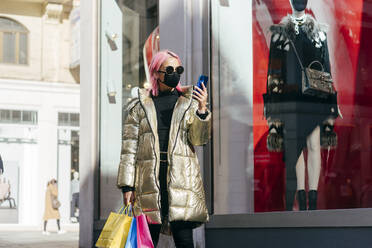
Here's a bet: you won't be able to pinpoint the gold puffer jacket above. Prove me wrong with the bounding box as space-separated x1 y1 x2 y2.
117 87 211 224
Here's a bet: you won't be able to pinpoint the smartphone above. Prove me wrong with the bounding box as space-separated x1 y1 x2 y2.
195 75 209 90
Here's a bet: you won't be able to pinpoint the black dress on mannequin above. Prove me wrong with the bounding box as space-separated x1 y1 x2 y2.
263 15 339 210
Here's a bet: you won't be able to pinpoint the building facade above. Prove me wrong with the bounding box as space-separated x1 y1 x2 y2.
0 0 80 229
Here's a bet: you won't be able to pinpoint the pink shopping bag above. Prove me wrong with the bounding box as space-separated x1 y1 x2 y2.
136 213 154 248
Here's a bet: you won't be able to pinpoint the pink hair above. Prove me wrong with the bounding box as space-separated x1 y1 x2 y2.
149 50 182 96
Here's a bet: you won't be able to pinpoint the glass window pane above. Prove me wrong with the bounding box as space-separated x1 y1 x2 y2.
0 110 11 121
71 130 80 172
70 113 79 126
19 33 27 64
12 110 21 122
117 0 159 105
3 32 16 63
31 111 38 124
0 18 27 32
58 113 69 126
99 0 158 219
22 111 32 123
212 0 372 214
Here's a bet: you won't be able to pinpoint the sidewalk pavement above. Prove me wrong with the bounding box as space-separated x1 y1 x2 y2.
0 230 78 248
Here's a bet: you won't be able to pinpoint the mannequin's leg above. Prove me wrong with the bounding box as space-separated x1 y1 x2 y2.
296 151 305 190
295 151 306 210
307 126 321 210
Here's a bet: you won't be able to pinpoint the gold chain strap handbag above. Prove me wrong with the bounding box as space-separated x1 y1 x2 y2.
288 39 335 98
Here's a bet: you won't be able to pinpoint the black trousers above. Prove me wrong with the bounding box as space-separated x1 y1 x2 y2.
149 158 194 248
149 222 194 248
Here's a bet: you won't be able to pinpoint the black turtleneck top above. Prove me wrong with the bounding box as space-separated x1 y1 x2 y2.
152 89 180 152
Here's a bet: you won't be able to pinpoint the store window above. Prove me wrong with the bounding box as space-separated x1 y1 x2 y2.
116 0 159 104
99 0 159 218
0 17 28 65
212 0 372 214
57 112 80 223
58 112 80 127
0 109 37 125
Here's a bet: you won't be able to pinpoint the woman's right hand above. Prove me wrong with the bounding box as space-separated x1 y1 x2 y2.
123 191 135 206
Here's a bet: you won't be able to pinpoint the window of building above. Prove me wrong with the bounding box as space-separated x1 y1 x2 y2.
0 109 37 125
58 112 80 127
98 0 159 219
0 17 28 65
211 0 372 215
117 0 159 104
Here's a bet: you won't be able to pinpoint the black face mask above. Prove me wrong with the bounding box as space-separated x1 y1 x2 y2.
160 72 180 88
291 0 308 12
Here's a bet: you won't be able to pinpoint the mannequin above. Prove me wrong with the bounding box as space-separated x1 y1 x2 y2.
70 171 79 222
264 0 339 210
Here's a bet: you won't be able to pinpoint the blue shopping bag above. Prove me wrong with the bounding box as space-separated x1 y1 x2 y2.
124 216 137 248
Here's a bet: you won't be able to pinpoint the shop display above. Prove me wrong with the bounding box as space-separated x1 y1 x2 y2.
253 0 372 212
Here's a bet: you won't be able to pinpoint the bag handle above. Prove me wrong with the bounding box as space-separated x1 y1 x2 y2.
118 204 129 214
288 39 325 73
308 61 324 72
288 38 305 71
118 204 134 217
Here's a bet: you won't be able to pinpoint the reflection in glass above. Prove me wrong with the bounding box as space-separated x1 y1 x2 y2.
116 0 158 105
0 17 28 65
3 32 16 63
19 33 27 64
253 0 372 212
212 0 372 214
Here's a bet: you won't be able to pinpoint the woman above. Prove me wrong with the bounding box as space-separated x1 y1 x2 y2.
42 179 65 235
117 50 211 247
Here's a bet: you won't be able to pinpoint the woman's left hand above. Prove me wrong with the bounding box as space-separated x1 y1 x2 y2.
193 83 208 114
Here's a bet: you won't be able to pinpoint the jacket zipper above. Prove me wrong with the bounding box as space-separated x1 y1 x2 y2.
168 99 193 186
138 100 162 214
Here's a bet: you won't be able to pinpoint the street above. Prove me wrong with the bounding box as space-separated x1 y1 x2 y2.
0 231 78 248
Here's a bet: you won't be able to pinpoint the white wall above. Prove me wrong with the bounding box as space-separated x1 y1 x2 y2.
0 78 79 227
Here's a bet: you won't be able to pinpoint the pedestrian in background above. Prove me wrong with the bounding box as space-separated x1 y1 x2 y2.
70 171 80 223
42 179 65 235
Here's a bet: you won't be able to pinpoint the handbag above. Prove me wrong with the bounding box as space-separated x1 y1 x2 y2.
288 39 335 98
52 195 61 209
96 205 134 248
125 217 137 248
136 213 154 248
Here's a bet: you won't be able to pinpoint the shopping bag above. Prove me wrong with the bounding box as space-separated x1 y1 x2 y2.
136 213 154 248
96 205 133 248
124 217 137 248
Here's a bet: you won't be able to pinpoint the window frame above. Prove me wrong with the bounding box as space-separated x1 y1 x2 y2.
0 109 38 125
58 112 80 127
205 0 372 229
0 17 29 65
